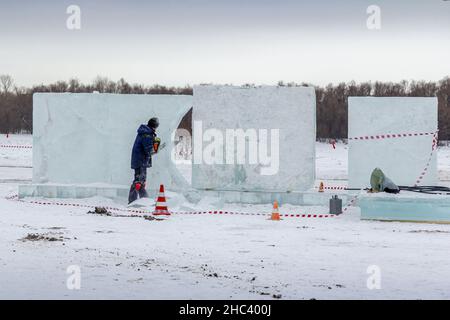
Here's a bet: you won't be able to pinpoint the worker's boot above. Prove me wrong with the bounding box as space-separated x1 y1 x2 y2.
138 182 149 198
128 182 142 204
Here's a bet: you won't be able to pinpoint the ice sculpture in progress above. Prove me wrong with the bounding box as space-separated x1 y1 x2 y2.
192 85 316 192
32 93 192 191
348 97 438 189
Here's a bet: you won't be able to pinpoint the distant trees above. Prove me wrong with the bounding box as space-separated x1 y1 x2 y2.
0 75 449 140
0 75 32 133
314 79 450 139
0 76 194 134
0 75 14 94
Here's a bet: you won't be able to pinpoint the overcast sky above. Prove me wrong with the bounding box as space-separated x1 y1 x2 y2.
0 0 449 87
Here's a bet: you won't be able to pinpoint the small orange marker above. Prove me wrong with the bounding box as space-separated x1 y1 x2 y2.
319 182 325 193
269 200 281 221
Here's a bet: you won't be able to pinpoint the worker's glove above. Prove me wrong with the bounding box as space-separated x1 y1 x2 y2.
151 138 166 155
153 137 161 153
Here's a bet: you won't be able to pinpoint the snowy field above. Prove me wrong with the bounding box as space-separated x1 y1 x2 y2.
2 134 450 299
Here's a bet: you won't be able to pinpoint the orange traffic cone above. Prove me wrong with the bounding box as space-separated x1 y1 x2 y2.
319 182 324 193
153 184 171 216
269 200 281 221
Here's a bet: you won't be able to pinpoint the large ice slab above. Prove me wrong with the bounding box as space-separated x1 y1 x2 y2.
192 85 316 192
348 97 438 189
359 192 450 223
32 93 192 192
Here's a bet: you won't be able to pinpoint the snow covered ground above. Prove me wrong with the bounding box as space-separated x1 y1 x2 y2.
2 134 450 299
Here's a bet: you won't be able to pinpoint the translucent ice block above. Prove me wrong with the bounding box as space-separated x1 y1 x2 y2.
32 93 192 192
192 85 316 192
348 97 438 189
359 192 450 223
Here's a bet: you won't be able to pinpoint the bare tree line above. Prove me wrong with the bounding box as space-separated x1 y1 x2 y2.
313 79 450 139
0 75 449 140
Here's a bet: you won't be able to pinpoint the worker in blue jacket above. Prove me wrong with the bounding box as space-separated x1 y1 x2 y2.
128 117 160 204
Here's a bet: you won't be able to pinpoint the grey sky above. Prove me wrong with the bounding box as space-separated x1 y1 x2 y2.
0 0 449 87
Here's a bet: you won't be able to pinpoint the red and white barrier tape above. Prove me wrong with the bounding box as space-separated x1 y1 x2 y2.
348 131 437 141
315 185 349 191
414 132 438 186
0 144 32 149
349 129 439 187
343 195 358 213
5 196 350 219
5 194 19 201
